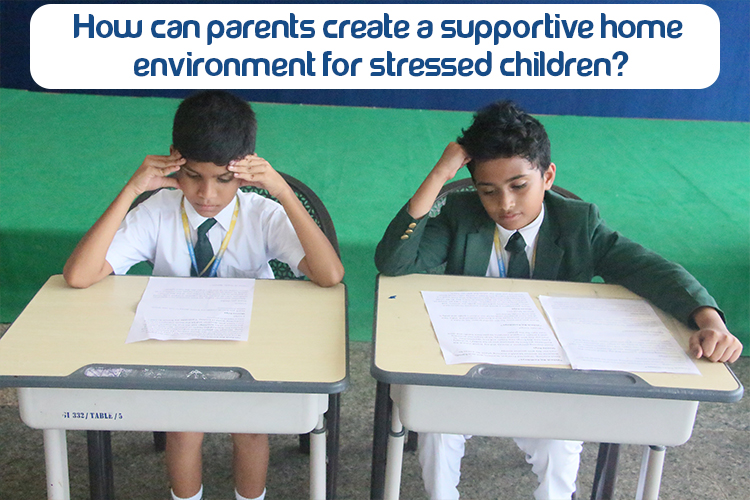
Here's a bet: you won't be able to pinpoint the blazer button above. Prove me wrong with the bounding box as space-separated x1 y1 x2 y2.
400 235 409 240
406 229 413 234
408 222 417 228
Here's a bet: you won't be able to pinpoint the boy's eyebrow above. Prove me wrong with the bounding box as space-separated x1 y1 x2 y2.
504 174 529 183
181 166 234 178
476 174 529 186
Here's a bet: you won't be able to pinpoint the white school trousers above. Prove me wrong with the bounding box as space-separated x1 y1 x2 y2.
418 433 583 500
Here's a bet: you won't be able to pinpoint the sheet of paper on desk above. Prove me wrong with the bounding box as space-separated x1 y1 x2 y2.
421 291 569 366
538 296 700 375
126 277 255 343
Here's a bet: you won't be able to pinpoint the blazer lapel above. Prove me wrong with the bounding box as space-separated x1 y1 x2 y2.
464 217 495 276
532 205 563 280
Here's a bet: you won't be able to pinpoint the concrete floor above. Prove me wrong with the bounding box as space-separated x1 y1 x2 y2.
0 328 748 500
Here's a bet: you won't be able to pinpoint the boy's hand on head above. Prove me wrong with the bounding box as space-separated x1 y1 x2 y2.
227 154 289 199
408 142 472 220
126 151 184 197
64 150 183 289
689 307 743 363
432 142 471 182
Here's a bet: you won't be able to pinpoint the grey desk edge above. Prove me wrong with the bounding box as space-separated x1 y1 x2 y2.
371 275 744 404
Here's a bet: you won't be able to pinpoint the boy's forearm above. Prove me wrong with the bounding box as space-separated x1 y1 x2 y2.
63 186 138 288
275 188 344 287
408 169 452 219
409 143 469 219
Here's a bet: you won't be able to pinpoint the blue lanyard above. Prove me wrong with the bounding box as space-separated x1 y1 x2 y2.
181 196 239 277
493 227 507 278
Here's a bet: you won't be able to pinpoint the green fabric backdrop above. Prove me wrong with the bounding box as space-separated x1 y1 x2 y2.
1 89 748 350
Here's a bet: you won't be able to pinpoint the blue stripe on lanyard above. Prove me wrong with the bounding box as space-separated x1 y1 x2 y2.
497 251 506 278
493 227 506 278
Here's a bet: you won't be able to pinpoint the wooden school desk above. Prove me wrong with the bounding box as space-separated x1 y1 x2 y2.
370 274 743 500
0 275 348 500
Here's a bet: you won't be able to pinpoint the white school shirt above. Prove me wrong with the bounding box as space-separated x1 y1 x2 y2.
106 189 306 279
485 204 545 278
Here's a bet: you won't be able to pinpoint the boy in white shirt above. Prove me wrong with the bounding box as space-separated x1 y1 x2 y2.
64 90 344 500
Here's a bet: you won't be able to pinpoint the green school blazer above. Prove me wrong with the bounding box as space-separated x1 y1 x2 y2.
375 190 719 327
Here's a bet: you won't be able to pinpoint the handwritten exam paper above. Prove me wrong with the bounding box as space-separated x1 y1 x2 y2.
127 277 255 343
538 296 699 375
420 291 568 366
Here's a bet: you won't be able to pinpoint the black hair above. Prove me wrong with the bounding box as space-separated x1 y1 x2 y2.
457 100 551 174
172 90 257 166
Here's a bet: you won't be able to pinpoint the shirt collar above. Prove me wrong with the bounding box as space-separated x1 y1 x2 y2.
495 203 546 250
184 195 237 232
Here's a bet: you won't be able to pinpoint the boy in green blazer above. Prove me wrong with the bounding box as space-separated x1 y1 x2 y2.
375 101 742 500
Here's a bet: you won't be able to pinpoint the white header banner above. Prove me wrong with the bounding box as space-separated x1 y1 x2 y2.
31 3 720 90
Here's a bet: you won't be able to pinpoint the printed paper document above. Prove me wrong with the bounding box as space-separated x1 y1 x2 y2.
538 296 699 374
420 291 568 365
127 277 255 343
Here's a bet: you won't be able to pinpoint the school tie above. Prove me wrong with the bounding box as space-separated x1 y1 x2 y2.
505 231 530 279
192 218 217 277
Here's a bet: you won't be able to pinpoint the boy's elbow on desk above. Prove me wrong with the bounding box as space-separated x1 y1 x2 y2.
62 261 112 289
315 265 345 288
62 268 93 289
299 258 344 288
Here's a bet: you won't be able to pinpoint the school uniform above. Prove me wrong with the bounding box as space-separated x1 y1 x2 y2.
106 188 287 500
107 189 305 278
375 189 720 500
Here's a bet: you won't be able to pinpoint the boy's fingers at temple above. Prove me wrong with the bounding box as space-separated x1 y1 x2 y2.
162 163 183 174
229 162 277 182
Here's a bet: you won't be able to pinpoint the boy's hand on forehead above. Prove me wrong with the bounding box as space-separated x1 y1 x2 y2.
432 142 472 182
227 154 290 199
126 151 185 197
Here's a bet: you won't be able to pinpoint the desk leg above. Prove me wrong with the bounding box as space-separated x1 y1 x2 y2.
371 381 390 500
87 430 115 500
310 414 327 500
404 431 418 453
635 445 666 500
43 429 70 500
590 443 620 500
326 393 340 500
384 405 406 500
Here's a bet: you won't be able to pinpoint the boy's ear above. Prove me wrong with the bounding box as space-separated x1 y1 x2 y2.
543 163 556 189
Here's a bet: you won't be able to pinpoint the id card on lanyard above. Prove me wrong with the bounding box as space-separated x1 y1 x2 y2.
181 195 240 277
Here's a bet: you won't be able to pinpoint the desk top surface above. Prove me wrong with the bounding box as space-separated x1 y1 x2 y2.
372 274 742 402
0 275 347 392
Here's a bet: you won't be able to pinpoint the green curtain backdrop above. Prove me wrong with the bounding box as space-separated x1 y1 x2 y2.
1 89 748 350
